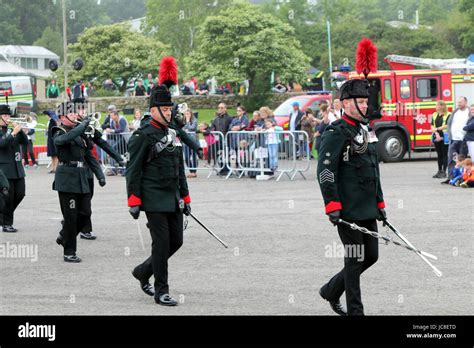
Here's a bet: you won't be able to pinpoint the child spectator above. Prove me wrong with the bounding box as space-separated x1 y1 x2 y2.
264 119 282 175
199 122 217 167
460 158 474 188
449 154 466 186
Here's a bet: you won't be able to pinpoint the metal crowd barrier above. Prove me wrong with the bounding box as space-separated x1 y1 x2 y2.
100 132 131 174
182 131 226 178
224 130 310 181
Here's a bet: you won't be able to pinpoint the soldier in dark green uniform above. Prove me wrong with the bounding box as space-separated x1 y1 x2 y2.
317 79 387 316
126 84 191 306
0 104 28 232
53 102 105 262
73 101 122 240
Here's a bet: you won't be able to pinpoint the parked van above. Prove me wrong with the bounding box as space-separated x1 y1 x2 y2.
0 59 37 114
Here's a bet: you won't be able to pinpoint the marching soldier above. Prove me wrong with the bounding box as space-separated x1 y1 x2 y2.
317 79 387 316
74 101 123 240
0 103 27 232
53 101 105 262
126 73 191 306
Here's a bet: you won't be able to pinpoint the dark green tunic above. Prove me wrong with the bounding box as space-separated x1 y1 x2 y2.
317 116 385 221
0 126 28 179
126 123 189 212
52 122 104 194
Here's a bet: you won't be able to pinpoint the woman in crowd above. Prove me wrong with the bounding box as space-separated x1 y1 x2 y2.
430 100 451 178
183 109 199 178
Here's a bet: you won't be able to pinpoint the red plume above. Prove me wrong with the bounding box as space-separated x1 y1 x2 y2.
355 38 378 78
159 56 178 89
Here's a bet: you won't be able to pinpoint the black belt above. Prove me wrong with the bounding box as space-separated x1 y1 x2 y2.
59 161 84 168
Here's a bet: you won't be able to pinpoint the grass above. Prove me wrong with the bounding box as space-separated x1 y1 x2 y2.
32 108 236 146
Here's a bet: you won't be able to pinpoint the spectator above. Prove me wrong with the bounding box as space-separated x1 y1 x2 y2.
228 106 249 168
197 81 209 95
288 102 304 157
46 80 60 99
84 81 95 99
210 102 232 175
72 79 85 103
199 122 217 167
246 111 264 131
449 154 466 186
147 81 155 96
66 86 72 100
101 105 116 130
431 100 451 178
105 110 129 176
103 78 116 91
333 98 343 119
460 158 474 188
264 119 282 175
134 79 147 97
44 110 58 173
129 108 142 131
191 77 198 91
314 104 330 156
21 126 38 169
183 109 199 178
301 108 317 158
143 73 153 90
463 103 474 159
259 106 275 125
272 77 287 93
443 96 470 184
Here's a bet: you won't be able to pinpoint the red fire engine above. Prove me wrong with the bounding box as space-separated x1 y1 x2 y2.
345 55 474 162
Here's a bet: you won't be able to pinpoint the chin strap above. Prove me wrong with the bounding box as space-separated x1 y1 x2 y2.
157 105 173 126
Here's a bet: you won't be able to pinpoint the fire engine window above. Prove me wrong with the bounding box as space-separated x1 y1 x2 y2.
384 80 392 101
400 79 410 99
416 78 438 99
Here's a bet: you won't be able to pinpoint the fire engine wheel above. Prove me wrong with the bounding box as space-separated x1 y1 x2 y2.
377 129 407 162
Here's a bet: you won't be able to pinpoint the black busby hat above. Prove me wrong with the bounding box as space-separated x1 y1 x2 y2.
0 104 12 116
149 85 174 108
57 101 76 117
339 79 370 101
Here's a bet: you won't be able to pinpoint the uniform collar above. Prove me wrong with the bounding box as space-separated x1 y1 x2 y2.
150 118 166 129
342 113 361 127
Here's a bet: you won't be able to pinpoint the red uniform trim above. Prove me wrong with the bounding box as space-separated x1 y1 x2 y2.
342 114 357 126
183 194 191 204
150 119 163 129
377 201 385 209
128 194 142 207
325 201 342 214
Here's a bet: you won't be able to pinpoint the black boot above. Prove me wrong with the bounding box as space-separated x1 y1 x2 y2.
155 293 178 306
132 267 155 296
319 289 347 316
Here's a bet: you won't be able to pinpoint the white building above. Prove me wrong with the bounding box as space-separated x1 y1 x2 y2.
0 45 59 78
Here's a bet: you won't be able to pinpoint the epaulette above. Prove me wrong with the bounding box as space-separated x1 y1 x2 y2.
51 126 66 136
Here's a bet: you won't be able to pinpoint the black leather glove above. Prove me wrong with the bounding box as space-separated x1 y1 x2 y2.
1 187 8 199
328 210 341 226
129 206 140 219
197 148 204 160
183 203 191 216
98 178 106 187
377 208 387 225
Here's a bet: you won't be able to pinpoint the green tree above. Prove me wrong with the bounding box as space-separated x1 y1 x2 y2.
186 3 310 96
144 0 233 75
0 0 23 44
33 27 64 60
67 24 169 92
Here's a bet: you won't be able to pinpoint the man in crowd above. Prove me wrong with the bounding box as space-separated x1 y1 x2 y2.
210 102 232 175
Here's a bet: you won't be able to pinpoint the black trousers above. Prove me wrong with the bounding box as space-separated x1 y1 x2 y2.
80 178 94 234
134 211 183 296
0 178 25 226
58 191 92 256
320 219 379 316
434 141 449 172
22 141 37 165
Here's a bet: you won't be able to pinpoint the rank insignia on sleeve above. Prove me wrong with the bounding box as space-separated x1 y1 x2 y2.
319 168 335 184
